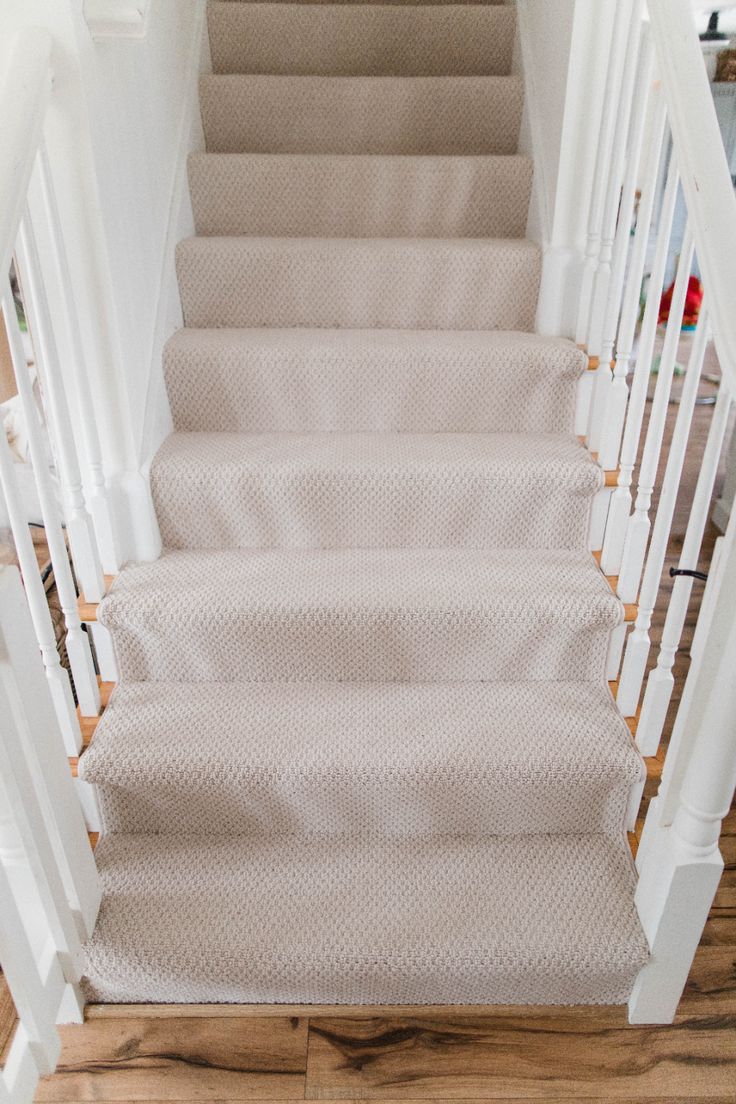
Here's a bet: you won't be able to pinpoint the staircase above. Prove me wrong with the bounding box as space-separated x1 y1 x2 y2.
79 0 649 1005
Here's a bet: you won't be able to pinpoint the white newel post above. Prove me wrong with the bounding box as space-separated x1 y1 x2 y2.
630 533 736 1022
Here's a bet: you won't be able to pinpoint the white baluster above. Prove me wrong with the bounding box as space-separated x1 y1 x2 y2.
592 34 655 462
31 147 119 575
0 304 81 755
637 379 732 755
598 89 668 475
617 297 707 719
1 274 101 720
575 0 637 349
601 147 679 577
90 621 118 683
0 857 61 1078
617 224 695 606
14 216 106 605
586 5 645 449
0 565 100 939
629 534 736 1022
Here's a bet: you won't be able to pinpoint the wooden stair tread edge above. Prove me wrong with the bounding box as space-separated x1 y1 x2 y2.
77 576 116 622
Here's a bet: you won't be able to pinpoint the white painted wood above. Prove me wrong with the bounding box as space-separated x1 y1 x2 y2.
0 422 80 757
90 622 118 683
617 296 707 721
83 0 151 40
605 621 628 682
617 226 695 608
588 486 611 553
630 519 736 1021
587 2 644 444
598 90 668 475
600 147 679 577
0 29 51 286
30 146 120 576
0 566 100 940
637 380 732 755
575 0 636 349
648 0 736 400
3 254 101 721
15 215 106 606
594 37 655 467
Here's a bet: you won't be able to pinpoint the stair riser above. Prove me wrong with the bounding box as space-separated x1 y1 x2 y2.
208 3 516 76
164 333 584 435
93 777 636 839
189 154 533 238
151 466 598 551
200 75 523 155
176 238 541 331
101 611 616 684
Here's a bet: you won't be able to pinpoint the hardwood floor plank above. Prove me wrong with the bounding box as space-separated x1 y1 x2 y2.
304 1013 736 1100
35 1016 308 1102
678 947 736 1013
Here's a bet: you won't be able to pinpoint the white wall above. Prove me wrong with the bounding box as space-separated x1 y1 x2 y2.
516 0 618 336
0 0 207 560
77 1 207 465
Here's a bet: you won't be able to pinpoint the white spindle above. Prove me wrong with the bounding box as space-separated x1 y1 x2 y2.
31 147 119 576
591 35 655 462
629 518 736 1022
617 224 695 606
0 858 60 1079
575 0 637 349
1 275 101 721
600 149 680 578
597 94 668 476
617 298 708 719
0 302 81 755
15 217 105 605
586 4 645 447
0 566 100 941
90 622 118 683
637 379 732 755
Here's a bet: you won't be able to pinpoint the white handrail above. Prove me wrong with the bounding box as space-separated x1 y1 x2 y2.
648 0 736 393
0 30 52 282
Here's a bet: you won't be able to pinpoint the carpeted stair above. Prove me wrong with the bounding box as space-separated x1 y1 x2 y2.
80 0 649 1005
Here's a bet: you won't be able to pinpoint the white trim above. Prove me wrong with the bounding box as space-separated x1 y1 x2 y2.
83 0 151 40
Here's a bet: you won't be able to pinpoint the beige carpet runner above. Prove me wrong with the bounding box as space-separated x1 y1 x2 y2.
81 0 649 1005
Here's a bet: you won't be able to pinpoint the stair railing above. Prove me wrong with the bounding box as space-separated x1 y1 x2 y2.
0 26 121 769
570 0 736 1021
0 27 103 1103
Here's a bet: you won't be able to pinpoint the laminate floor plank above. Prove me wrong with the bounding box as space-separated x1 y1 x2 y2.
303 1012 736 1100
34 1016 308 1103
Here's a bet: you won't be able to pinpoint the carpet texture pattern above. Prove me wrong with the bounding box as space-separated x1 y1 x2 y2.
82 0 649 1006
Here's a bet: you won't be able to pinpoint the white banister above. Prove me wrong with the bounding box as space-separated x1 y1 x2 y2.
600 151 679 577
617 224 695 607
1 269 101 721
597 90 668 476
30 147 120 577
630 514 736 1022
648 0 736 398
637 379 732 756
0 564 100 1101
0 386 81 754
586 4 645 450
15 218 106 607
617 302 710 720
575 0 637 349
0 30 52 283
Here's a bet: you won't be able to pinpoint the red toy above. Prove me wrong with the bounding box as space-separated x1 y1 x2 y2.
659 273 703 331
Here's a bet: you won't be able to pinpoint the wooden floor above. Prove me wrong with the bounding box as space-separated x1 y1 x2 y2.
27 359 736 1101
